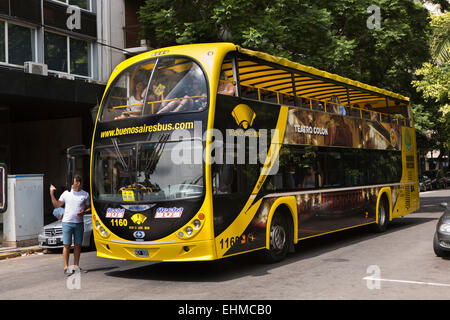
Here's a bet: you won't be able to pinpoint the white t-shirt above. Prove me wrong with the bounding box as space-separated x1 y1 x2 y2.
127 96 143 113
59 189 90 223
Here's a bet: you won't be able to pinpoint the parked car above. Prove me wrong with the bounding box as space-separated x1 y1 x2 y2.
433 203 450 257
424 170 446 189
38 214 95 251
419 175 432 192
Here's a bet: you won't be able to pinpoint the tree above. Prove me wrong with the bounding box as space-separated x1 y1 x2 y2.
412 12 450 170
139 0 431 97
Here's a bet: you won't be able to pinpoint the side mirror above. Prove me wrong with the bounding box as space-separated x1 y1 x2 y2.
0 163 7 213
440 202 448 208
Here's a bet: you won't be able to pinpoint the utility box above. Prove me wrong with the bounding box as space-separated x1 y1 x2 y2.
2 175 44 248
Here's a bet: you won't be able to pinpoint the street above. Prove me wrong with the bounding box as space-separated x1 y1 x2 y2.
0 189 449 300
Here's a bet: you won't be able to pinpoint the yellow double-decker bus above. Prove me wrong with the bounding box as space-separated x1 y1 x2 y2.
91 43 419 263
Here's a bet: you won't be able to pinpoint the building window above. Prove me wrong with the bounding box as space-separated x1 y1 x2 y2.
0 23 5 62
44 31 91 77
8 23 34 66
44 32 67 72
0 20 36 66
70 37 89 76
51 0 91 11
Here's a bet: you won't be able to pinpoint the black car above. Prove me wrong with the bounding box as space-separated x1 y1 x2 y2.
433 203 450 257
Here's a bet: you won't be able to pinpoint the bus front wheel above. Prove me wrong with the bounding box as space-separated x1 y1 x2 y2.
260 213 292 263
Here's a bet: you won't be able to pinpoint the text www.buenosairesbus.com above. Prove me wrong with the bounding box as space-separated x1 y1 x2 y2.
100 122 195 138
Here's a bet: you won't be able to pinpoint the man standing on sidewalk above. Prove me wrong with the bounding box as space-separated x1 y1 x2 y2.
50 175 90 275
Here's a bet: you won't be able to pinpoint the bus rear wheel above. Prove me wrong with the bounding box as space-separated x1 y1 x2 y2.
370 198 389 233
260 213 291 263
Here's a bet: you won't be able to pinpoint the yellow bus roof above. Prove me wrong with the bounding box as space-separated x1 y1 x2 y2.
121 42 409 109
233 46 410 107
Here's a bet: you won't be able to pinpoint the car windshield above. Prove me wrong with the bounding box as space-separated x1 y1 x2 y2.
93 140 204 202
100 57 208 121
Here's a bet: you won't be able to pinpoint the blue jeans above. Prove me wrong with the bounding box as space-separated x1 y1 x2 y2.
62 222 84 246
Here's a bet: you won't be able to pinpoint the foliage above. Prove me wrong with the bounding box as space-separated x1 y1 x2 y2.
139 0 431 97
429 12 450 65
412 12 450 156
139 0 450 157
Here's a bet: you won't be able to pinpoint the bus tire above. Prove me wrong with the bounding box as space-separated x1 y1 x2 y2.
260 212 292 263
370 197 389 233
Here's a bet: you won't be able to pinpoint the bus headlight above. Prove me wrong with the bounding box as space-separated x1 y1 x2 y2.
193 219 201 229
95 220 101 230
178 231 184 239
100 227 109 238
186 226 193 237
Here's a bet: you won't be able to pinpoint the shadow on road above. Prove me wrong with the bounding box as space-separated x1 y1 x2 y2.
104 215 437 283
418 194 449 213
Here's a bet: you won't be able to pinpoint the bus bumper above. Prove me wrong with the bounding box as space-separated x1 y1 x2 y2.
95 238 217 262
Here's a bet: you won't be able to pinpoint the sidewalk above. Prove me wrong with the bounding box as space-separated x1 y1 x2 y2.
0 245 43 260
0 224 43 260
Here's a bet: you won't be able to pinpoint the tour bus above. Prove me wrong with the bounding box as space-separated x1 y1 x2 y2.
91 43 419 263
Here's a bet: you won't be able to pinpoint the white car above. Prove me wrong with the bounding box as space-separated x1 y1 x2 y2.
38 214 95 250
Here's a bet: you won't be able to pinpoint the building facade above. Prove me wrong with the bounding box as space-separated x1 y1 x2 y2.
0 0 146 224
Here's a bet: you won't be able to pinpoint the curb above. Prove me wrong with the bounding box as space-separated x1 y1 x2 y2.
0 247 44 261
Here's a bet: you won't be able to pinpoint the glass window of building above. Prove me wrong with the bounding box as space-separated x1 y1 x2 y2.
45 31 91 77
44 31 67 72
0 22 4 62
69 0 89 10
8 23 35 66
70 37 89 76
53 0 90 10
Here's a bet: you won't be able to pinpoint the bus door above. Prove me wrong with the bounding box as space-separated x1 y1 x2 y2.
66 145 90 190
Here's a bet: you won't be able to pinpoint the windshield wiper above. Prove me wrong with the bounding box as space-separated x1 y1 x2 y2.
112 138 128 171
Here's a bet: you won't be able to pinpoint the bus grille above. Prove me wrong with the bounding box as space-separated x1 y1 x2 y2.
405 185 411 210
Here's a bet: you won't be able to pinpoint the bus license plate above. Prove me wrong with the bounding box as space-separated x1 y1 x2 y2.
135 249 149 257
48 238 57 245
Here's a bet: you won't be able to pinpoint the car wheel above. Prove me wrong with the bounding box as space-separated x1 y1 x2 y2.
433 233 449 257
260 213 292 263
370 198 389 233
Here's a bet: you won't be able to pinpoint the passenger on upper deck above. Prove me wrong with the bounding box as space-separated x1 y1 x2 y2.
331 96 347 115
217 72 236 96
364 104 379 121
156 77 207 113
114 67 148 119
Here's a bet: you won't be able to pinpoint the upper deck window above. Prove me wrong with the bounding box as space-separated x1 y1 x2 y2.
101 57 208 122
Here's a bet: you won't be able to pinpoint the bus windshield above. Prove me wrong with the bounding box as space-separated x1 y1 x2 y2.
101 56 208 121
93 140 204 202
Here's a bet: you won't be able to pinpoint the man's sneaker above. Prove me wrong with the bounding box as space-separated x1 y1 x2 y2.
64 268 73 276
